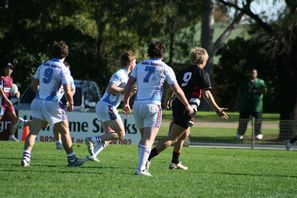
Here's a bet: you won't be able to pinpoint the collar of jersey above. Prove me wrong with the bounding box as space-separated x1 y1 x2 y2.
51 58 63 63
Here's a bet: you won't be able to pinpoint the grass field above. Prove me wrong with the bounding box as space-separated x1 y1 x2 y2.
1 141 297 198
161 110 280 122
159 111 282 145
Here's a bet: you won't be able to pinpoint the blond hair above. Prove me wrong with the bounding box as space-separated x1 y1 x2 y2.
191 47 208 65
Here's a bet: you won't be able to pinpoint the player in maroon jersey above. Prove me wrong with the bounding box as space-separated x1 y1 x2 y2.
0 63 20 141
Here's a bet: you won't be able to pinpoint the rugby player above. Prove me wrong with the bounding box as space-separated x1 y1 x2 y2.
123 41 194 176
85 50 136 162
21 41 85 167
146 47 229 171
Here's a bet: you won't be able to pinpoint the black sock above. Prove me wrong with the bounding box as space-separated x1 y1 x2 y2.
290 136 297 144
171 151 180 164
148 147 159 161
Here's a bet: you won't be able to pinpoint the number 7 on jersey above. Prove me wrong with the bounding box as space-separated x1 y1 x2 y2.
143 66 155 83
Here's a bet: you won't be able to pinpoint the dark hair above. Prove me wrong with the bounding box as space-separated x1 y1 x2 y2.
64 61 70 68
52 41 69 59
120 50 135 66
6 62 15 70
147 41 166 58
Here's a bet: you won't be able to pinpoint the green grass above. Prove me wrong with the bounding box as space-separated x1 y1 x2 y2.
157 127 281 144
1 142 297 197
161 111 280 122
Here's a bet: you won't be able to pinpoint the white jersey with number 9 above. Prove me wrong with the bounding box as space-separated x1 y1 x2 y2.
33 58 72 102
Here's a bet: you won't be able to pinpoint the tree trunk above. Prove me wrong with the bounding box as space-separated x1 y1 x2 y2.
279 22 297 139
199 0 215 111
168 32 174 66
201 0 215 75
96 19 105 63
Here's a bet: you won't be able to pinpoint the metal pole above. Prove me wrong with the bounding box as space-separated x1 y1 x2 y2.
251 116 255 149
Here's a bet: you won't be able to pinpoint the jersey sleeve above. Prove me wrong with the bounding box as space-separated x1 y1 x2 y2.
61 67 72 85
201 71 212 90
261 79 267 89
165 66 177 85
109 71 123 86
33 66 41 80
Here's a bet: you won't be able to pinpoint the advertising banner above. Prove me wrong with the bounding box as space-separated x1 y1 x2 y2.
17 110 140 145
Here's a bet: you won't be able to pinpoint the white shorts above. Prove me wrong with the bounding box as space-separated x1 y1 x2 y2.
133 103 162 129
96 101 120 122
30 98 67 125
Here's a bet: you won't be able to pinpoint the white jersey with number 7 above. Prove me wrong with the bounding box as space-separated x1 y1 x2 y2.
130 58 177 105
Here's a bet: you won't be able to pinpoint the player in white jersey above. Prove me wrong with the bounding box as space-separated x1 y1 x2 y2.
13 61 75 150
86 50 136 162
21 41 86 167
123 41 194 176
52 61 75 150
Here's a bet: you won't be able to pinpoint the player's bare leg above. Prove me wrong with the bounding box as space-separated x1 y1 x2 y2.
100 119 125 142
21 118 43 167
156 124 187 152
135 127 159 176
54 119 86 167
169 128 190 170
173 128 190 153
54 119 73 154
6 111 18 141
53 124 63 150
86 119 125 161
147 123 188 171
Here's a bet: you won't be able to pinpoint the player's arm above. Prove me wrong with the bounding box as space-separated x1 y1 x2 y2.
0 87 12 106
61 69 74 111
164 88 174 109
30 79 39 93
70 77 76 95
107 83 125 95
170 83 193 114
123 76 136 114
256 81 267 94
202 89 229 119
63 83 74 112
15 91 21 99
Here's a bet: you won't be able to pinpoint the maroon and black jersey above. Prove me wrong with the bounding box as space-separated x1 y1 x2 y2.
172 65 212 128
176 65 211 102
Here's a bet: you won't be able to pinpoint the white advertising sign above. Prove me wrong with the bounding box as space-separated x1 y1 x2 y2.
17 110 140 145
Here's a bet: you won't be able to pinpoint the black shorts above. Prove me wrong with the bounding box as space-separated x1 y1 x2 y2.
172 100 195 129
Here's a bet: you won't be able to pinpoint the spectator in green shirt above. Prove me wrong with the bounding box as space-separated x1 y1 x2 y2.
236 68 267 140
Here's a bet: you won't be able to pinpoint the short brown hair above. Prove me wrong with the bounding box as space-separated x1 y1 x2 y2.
52 41 69 59
191 47 208 65
147 41 166 58
121 50 135 66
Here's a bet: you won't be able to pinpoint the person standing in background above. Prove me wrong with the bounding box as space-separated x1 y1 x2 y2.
0 63 21 141
235 68 267 140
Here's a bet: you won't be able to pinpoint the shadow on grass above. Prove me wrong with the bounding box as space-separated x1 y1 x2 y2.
214 171 297 179
156 136 286 145
0 164 135 174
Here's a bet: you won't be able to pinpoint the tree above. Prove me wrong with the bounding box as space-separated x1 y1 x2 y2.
199 0 245 110
218 0 297 138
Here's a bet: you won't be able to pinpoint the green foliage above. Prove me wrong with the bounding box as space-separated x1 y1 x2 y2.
1 142 297 197
214 35 279 112
0 0 204 91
